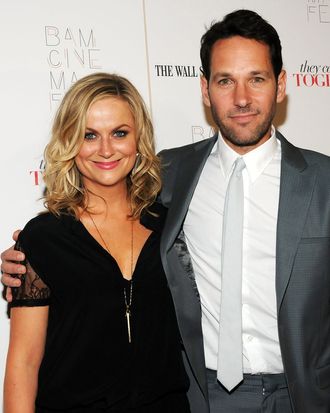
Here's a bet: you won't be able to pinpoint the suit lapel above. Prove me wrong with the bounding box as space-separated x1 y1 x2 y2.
160 136 216 403
276 133 318 312
161 135 217 258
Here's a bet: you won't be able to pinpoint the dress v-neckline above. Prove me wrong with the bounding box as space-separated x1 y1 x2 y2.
77 219 155 281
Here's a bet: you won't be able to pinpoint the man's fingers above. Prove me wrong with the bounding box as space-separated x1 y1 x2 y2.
0 243 25 304
0 247 25 270
1 272 22 288
12 229 21 242
5 286 13 303
1 260 26 275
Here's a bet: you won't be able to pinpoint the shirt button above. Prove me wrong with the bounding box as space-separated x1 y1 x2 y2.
247 335 253 342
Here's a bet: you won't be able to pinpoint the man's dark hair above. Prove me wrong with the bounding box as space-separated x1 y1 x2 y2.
200 9 283 81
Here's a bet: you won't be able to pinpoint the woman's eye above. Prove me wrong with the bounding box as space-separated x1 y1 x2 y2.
84 132 96 140
113 130 128 138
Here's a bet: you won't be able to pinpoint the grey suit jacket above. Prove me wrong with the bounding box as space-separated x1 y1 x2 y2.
158 131 330 413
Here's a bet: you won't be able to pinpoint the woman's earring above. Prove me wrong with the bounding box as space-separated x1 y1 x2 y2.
131 153 141 176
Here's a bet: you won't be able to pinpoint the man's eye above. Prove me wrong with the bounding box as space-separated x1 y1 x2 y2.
113 130 128 138
252 77 265 83
218 78 232 87
84 132 96 140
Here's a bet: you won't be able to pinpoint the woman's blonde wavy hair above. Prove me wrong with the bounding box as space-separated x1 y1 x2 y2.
43 72 161 220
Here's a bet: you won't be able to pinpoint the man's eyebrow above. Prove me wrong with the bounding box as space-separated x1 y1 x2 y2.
212 71 231 77
212 70 272 77
250 70 272 77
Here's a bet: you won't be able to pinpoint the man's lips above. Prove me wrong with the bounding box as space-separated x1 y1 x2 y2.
229 112 258 123
93 160 120 170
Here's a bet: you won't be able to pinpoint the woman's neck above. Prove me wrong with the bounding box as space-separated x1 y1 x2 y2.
82 182 131 219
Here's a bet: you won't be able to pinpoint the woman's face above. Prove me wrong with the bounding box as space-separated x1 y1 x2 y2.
75 97 137 193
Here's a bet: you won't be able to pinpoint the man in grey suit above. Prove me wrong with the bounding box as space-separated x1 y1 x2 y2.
2 9 330 413
157 9 330 413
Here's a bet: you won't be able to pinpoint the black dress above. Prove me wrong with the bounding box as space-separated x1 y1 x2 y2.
10 204 190 413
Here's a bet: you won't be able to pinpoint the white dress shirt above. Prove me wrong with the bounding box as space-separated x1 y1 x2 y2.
183 128 284 374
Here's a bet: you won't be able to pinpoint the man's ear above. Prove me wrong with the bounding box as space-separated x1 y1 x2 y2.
200 75 211 107
276 70 286 103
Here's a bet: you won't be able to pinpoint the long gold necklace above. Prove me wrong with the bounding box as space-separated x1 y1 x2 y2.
87 211 134 343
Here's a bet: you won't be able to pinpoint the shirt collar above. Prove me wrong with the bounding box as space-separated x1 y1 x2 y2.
217 126 279 182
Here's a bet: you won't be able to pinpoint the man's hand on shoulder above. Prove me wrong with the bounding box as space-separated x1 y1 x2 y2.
1 230 25 302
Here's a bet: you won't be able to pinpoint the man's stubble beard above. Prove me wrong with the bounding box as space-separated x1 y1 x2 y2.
210 100 277 148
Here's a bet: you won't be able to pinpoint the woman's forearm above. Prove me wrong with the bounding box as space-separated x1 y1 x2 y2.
4 357 38 413
4 306 49 413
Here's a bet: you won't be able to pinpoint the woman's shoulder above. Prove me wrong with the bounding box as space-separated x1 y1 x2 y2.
19 211 74 244
22 211 59 231
140 202 168 233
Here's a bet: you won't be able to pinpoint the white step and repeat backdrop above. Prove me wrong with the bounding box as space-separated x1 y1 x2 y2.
1 0 329 406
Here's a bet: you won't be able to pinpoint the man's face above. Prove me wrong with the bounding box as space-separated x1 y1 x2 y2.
201 36 286 154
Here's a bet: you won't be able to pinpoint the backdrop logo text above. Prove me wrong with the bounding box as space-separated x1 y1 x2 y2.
307 0 330 23
45 26 102 108
292 60 330 87
154 64 198 77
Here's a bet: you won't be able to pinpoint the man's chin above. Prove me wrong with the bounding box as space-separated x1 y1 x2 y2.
231 138 263 147
220 125 271 149
222 133 264 148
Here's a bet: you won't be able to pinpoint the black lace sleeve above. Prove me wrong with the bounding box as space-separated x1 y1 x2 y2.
10 240 51 308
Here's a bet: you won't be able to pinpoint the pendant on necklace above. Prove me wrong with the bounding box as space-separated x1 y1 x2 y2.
87 211 134 344
124 279 133 344
125 305 132 343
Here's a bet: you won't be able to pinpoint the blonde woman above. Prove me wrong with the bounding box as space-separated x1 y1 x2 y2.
4 73 190 413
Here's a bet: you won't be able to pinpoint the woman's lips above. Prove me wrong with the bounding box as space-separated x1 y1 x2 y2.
93 160 120 170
